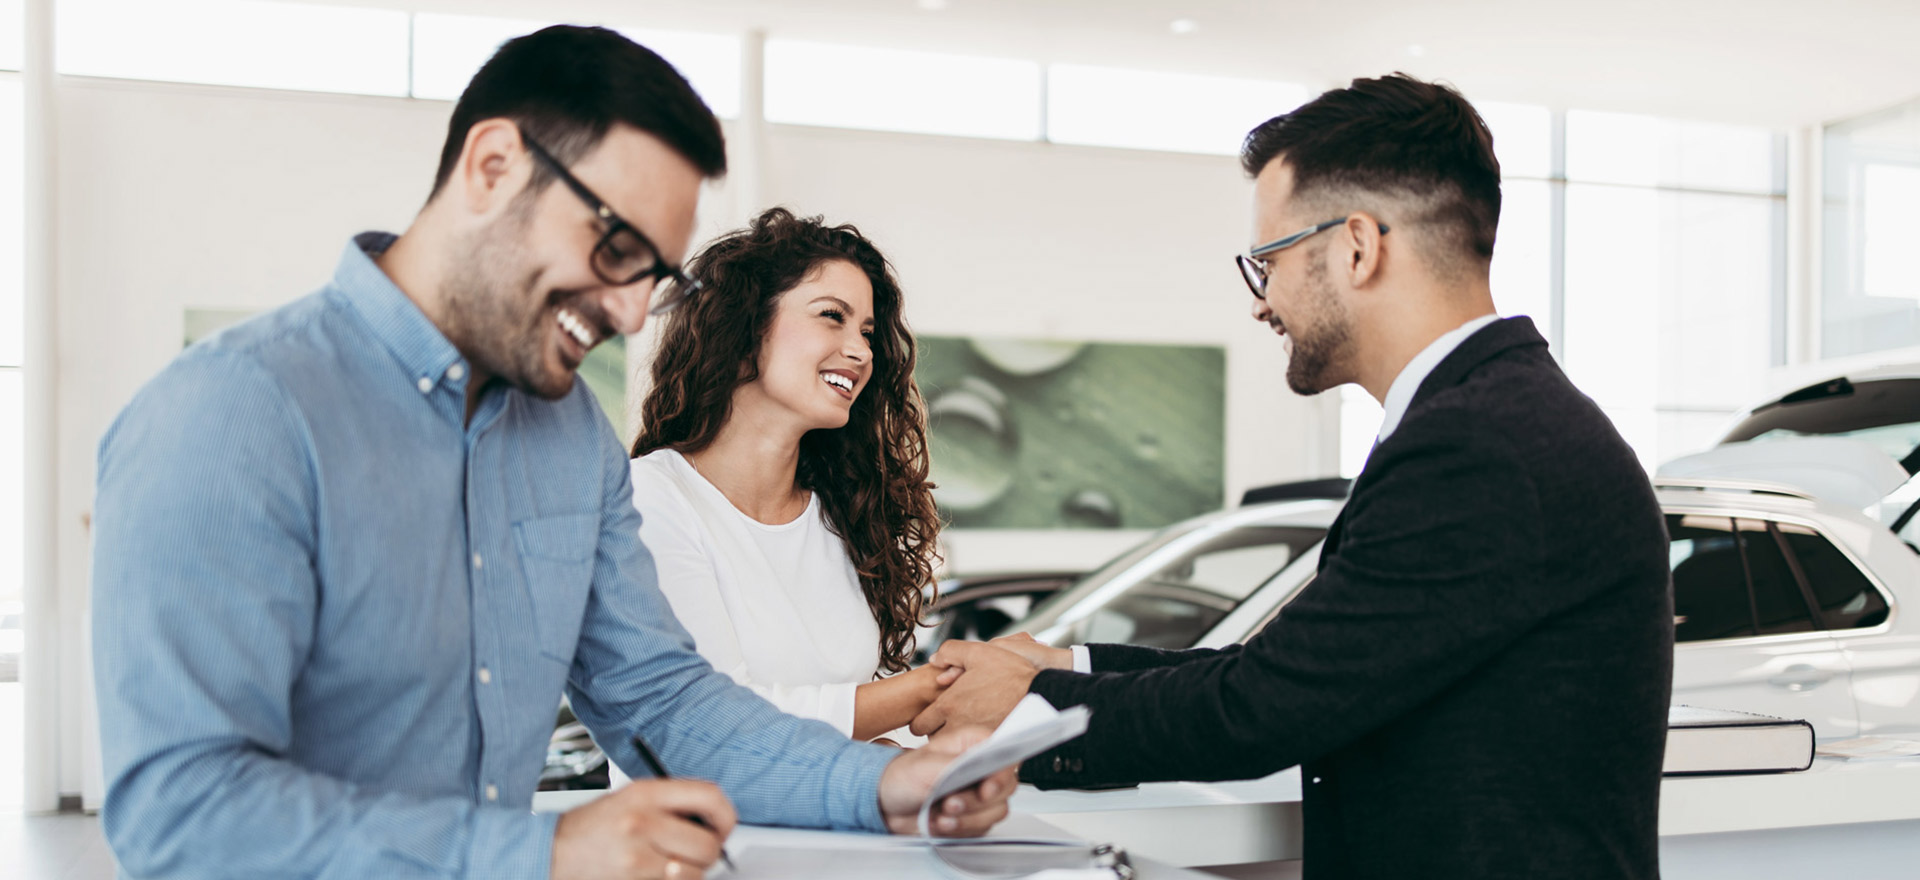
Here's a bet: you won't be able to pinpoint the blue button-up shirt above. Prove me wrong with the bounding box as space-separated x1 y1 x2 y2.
92 233 896 879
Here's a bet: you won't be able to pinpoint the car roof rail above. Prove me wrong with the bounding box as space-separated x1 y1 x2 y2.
1657 437 1908 509
1240 477 1351 506
1651 477 1819 502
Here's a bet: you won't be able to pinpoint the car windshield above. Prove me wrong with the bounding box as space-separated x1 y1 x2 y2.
1723 377 1920 464
1021 522 1327 649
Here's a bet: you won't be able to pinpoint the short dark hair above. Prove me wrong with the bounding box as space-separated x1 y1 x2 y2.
429 25 727 200
1241 73 1501 274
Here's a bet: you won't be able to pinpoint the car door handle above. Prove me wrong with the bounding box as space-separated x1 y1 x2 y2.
1768 664 1834 692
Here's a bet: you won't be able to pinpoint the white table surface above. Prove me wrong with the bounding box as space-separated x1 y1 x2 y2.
529 792 1212 879
1010 758 1920 869
537 758 1920 874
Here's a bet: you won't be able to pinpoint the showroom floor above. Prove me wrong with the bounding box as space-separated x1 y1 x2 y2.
1 812 117 880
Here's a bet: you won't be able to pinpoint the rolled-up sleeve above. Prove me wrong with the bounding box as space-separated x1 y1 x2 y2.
92 352 557 879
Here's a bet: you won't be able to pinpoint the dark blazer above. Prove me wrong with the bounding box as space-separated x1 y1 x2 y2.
1023 317 1674 880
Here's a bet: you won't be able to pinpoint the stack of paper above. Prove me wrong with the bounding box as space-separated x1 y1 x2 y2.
917 694 1092 837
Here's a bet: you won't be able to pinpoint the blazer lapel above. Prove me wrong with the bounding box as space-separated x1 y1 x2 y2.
1319 317 1550 576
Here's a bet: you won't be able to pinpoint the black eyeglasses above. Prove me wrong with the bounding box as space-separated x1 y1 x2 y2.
519 128 701 315
1235 217 1390 300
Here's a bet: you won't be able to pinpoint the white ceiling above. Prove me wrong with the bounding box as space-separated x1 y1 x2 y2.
329 0 1920 129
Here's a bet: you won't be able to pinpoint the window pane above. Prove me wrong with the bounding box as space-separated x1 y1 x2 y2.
764 40 1040 141
1777 524 1888 630
1563 184 1776 466
1862 164 1920 300
1045 64 1306 156
1822 99 1920 358
1668 515 1754 642
0 370 18 603
410 13 552 102
1723 378 1920 460
1069 525 1324 649
410 15 740 118
1492 179 1551 324
1478 101 1551 180
0 76 18 367
0 0 20 71
0 369 18 811
1138 526 1313 602
58 0 408 96
614 28 740 120
1566 110 1777 193
1739 520 1815 635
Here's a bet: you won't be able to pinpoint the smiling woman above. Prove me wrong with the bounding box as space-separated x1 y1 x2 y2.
629 207 946 745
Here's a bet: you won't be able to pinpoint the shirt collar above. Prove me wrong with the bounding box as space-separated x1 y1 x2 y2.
1375 313 1501 443
334 232 471 398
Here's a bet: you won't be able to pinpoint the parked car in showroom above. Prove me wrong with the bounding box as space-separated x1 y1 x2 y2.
1719 365 1920 462
1001 439 1920 741
912 571 1084 665
541 443 1919 784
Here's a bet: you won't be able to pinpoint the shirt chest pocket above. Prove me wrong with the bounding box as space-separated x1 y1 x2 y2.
513 514 600 665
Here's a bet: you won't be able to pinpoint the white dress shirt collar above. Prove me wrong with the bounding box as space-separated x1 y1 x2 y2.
1375 314 1501 444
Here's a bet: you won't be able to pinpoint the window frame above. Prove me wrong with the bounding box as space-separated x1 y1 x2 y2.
1673 514 1767 641
1732 517 1821 636
1666 504 1896 647
1771 519 1893 632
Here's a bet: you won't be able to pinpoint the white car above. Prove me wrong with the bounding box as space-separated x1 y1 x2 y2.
1719 364 1920 464
1011 442 1920 740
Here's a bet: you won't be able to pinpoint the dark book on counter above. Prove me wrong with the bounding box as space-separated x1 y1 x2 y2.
1664 705 1815 776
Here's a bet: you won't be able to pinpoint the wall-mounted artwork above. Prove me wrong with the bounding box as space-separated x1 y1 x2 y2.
916 335 1225 530
183 308 628 434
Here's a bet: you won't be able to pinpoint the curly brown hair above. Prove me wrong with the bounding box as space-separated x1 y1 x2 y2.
632 207 940 673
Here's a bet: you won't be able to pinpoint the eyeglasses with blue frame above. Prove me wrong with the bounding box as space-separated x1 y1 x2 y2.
1235 217 1390 300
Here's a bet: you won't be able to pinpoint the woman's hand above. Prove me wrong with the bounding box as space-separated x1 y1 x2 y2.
934 633 1073 685
853 663 952 741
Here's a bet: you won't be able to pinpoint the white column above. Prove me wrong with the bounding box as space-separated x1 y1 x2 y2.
732 28 767 224
22 0 62 814
1786 124 1820 365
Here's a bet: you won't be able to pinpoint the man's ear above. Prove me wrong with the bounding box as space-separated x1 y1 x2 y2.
1343 212 1387 289
450 118 531 219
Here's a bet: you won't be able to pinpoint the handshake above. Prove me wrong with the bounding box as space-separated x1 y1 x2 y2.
909 632 1076 737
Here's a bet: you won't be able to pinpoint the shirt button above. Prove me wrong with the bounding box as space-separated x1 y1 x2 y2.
447 364 465 381
1312 777 1322 784
472 554 483 570
416 376 433 393
485 784 499 802
477 667 492 685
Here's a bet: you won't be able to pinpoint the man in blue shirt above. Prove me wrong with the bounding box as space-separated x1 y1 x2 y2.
91 26 1014 880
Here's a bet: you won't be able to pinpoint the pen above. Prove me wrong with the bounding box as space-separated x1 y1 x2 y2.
630 734 737 873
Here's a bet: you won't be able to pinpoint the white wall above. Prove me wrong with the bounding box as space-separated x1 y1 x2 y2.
755 124 1328 570
51 76 450 806
45 75 1327 799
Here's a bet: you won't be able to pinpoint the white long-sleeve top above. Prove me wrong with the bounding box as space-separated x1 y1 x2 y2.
628 448 882 737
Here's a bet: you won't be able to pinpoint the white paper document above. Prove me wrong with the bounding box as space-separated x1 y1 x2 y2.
917 694 1091 837
715 816 1117 879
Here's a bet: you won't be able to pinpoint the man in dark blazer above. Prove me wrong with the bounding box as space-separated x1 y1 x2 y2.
912 74 1674 880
